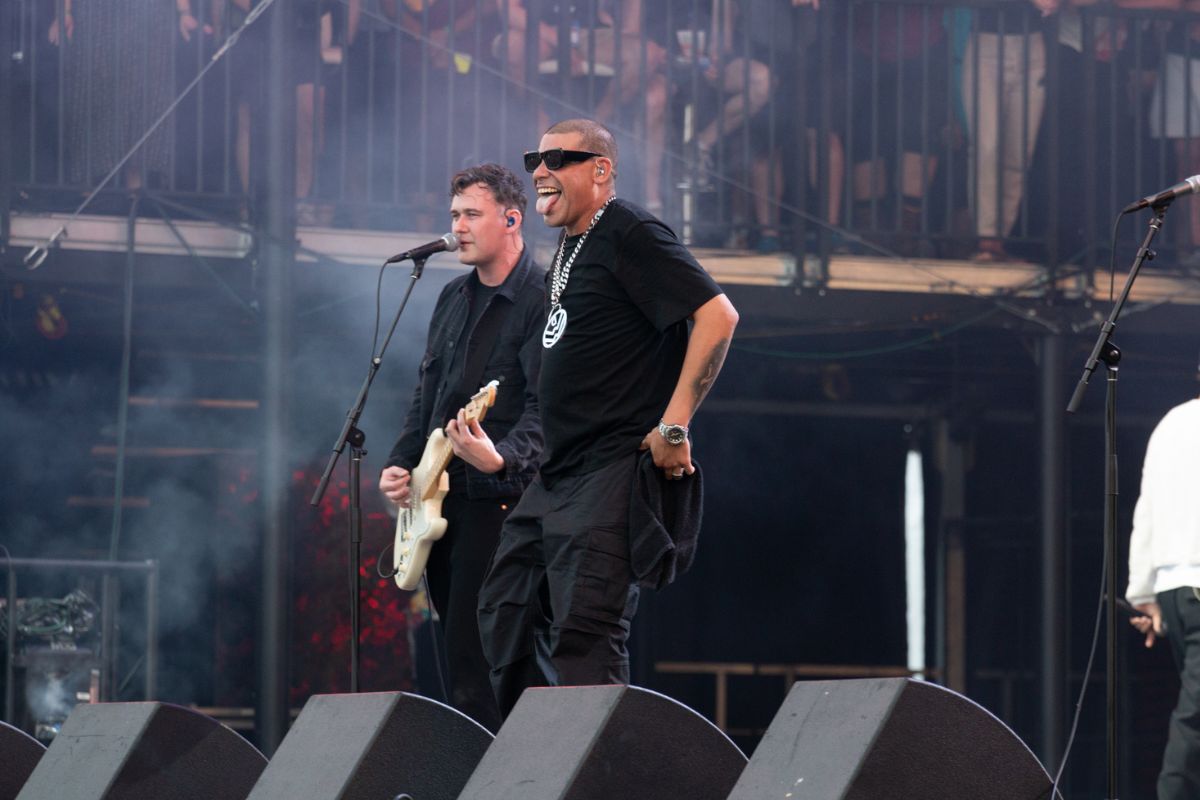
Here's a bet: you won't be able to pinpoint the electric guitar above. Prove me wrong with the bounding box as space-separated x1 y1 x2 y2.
392 381 498 590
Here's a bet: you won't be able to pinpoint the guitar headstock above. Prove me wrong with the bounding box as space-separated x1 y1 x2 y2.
464 380 499 425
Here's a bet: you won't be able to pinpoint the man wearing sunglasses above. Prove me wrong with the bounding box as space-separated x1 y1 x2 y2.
379 163 546 732
477 118 739 718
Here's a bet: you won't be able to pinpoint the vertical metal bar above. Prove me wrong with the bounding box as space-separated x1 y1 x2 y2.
167 0 178 192
1039 334 1066 769
25 0 38 185
1104 367 1120 800
942 8 953 236
392 23 402 206
1083 10 1098 271
339 9 350 202
499 0 509 162
109 199 138 563
844 3 855 230
257 0 296 756
892 5 904 233
1045 12 1059 268
472 9 483 161
936 418 968 692
193 5 203 194
1133 22 1145 231
734 2 748 242
995 13 1008 243
1 0 13 243
222 7 233 196
418 4 430 196
869 2 880 230
793 4 808 260
445 0 457 181
1018 16 1030 238
144 560 158 700
56 0 67 184
919 4 931 237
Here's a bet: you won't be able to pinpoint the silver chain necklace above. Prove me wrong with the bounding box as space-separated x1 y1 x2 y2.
543 195 616 349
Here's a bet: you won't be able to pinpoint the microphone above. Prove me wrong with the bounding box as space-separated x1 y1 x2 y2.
385 233 459 264
1123 175 1200 213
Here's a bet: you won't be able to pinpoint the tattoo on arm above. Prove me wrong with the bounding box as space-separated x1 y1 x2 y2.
689 336 731 413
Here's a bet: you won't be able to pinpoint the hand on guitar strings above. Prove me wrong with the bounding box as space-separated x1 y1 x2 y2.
446 410 506 474
379 466 413 509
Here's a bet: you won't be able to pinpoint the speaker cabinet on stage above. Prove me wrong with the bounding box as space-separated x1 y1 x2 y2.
16 702 266 800
246 692 493 800
0 721 44 800
458 684 748 800
727 678 1054 800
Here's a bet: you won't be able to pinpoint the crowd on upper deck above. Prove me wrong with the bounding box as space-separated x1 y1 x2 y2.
11 0 1200 267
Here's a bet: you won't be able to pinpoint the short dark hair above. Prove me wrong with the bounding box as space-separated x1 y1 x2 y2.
545 118 618 171
450 163 527 215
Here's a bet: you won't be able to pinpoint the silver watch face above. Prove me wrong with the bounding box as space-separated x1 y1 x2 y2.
660 424 687 445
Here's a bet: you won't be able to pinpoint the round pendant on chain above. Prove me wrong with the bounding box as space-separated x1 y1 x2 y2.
543 305 568 348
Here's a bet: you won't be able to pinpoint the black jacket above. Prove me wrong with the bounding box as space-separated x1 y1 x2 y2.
385 247 546 500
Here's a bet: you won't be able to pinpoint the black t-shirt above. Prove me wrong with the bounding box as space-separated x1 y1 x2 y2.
538 199 722 484
445 276 501 485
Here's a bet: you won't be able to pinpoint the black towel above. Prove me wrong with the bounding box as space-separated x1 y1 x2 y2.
628 450 704 589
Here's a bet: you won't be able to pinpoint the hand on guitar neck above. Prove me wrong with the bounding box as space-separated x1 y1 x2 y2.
446 407 505 474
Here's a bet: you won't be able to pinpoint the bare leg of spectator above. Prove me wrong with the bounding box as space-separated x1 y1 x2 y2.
852 156 887 227
964 31 1045 261
900 152 938 253
751 151 782 251
236 101 251 195
588 34 668 211
697 58 771 167
296 82 327 223
826 133 844 228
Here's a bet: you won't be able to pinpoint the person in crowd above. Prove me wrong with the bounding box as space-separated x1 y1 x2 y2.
961 0 1059 261
496 0 669 213
849 2 949 256
1147 0 1200 270
1127 390 1200 800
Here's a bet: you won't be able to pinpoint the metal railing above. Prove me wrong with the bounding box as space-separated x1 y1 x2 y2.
5 0 1200 271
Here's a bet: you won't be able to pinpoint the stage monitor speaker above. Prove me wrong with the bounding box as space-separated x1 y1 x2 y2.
457 684 747 800
0 721 45 800
16 702 267 800
727 678 1055 800
246 692 493 800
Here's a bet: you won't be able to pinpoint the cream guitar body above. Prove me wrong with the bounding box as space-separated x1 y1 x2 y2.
392 382 497 590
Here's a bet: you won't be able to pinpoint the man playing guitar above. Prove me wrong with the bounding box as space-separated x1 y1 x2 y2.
379 164 545 731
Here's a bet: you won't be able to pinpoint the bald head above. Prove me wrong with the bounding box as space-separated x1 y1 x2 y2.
545 118 618 176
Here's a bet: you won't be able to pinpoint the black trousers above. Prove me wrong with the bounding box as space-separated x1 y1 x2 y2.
424 489 512 732
476 455 640 719
1157 586 1200 800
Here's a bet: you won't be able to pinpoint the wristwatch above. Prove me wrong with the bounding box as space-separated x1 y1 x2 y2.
657 421 689 445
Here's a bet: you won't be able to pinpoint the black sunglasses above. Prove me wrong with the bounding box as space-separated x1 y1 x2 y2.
523 148 603 172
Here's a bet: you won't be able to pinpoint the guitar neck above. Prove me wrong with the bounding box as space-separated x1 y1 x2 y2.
416 434 455 502
431 435 454 479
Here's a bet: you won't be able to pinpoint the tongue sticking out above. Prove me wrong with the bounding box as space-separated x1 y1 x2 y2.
536 191 559 216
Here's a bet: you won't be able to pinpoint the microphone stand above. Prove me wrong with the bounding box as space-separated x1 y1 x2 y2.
1066 204 1167 800
311 256 429 693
